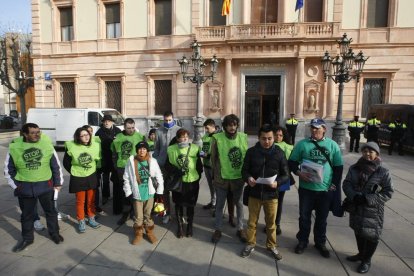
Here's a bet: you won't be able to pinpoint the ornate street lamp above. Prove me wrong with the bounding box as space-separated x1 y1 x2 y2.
178 39 219 145
321 33 369 150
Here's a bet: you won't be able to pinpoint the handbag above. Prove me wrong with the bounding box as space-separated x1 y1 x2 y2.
341 197 356 213
165 145 191 192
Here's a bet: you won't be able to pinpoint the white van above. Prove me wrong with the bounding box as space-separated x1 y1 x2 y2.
27 108 124 146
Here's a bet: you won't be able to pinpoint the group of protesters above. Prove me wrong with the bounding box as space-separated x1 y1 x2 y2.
4 111 393 274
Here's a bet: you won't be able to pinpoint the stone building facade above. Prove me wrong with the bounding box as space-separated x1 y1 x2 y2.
32 0 414 135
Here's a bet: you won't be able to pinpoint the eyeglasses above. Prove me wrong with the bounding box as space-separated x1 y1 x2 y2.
80 134 90 137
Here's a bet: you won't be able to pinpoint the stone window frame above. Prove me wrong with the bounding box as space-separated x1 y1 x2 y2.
359 0 398 28
51 0 76 42
50 73 79 107
148 0 177 36
95 72 126 115
98 0 124 39
144 70 178 116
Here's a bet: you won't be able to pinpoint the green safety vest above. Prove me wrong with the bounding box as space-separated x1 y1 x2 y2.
167 144 200 183
147 140 155 152
388 122 407 129
367 118 381 126
349 121 365 128
286 118 298 125
201 134 213 167
111 132 145 168
65 141 100 177
213 132 248 180
275 141 293 160
9 136 55 182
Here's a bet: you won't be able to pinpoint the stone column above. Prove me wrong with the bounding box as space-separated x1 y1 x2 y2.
295 57 304 118
224 58 232 114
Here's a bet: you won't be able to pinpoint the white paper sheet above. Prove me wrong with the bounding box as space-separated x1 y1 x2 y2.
256 174 277 185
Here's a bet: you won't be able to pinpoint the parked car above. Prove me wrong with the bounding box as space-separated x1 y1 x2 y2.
365 104 414 152
27 108 125 146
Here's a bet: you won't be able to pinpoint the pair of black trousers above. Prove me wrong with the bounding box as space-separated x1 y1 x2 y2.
18 190 59 241
275 191 285 226
355 233 379 263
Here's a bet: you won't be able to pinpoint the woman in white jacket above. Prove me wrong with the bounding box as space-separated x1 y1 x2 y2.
123 141 164 245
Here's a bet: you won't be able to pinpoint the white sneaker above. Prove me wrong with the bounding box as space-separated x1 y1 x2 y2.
57 213 63 220
162 215 170 224
34 220 45 231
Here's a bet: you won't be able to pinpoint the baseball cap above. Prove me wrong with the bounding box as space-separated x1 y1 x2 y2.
310 118 326 129
102 115 114 122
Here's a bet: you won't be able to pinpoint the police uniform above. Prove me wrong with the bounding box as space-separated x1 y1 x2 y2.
388 120 408 155
366 116 381 143
347 116 365 152
286 115 299 145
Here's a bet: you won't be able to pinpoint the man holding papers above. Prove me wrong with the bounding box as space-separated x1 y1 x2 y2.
289 118 343 258
240 124 289 260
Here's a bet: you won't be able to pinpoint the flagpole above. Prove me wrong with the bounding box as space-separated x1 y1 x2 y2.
264 0 267 38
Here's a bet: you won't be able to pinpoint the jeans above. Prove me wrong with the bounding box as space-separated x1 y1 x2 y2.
18 190 59 242
204 166 216 205
214 185 244 231
296 188 332 245
246 197 278 249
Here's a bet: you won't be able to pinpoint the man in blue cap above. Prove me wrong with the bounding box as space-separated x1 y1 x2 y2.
288 118 343 258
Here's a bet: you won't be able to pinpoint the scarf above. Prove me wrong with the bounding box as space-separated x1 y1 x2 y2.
163 121 175 129
178 142 190 148
133 154 150 184
355 157 381 189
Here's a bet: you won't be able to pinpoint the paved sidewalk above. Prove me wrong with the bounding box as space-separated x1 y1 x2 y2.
0 137 413 275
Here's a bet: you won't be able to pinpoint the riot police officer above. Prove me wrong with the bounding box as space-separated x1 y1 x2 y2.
348 115 365 152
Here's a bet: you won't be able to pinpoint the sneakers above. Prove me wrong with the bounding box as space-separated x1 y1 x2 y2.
236 229 247 243
57 213 63 220
95 207 106 216
357 262 371 274
211 230 222 243
315 243 330 258
241 245 255 258
268 247 283 260
295 242 307 254
34 220 45 231
78 219 86 233
162 215 170 224
88 217 101 229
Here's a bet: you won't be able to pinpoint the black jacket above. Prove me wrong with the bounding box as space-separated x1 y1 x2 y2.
95 125 121 171
242 143 289 201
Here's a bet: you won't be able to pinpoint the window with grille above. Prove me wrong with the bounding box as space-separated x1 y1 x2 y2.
106 3 121 38
155 0 172 35
209 0 226 26
60 7 73 41
251 0 278 24
154 80 172 115
361 78 385 118
305 0 323 22
367 0 389 27
60 82 76 107
105 81 122 113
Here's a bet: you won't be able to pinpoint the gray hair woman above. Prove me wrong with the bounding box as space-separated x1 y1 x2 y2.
342 142 394 274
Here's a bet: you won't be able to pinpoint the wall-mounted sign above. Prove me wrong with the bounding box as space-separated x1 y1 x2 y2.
44 72 52 81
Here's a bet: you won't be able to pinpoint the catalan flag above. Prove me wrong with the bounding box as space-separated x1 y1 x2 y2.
222 0 231 16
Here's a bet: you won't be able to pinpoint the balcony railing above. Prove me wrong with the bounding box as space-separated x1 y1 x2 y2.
195 22 340 41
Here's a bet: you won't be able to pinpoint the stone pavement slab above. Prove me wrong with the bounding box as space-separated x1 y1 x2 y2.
0 138 414 275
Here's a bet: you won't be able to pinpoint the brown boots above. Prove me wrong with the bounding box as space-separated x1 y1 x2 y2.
145 225 158 244
132 224 144 245
132 224 158 245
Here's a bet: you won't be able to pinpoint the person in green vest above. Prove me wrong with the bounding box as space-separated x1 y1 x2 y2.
201 118 217 211
347 116 365 153
273 126 295 236
83 124 104 215
211 114 248 244
147 128 156 153
165 128 203 238
63 127 101 233
123 141 164 245
366 113 381 143
4 123 64 252
111 118 145 224
286 113 299 145
388 117 408 155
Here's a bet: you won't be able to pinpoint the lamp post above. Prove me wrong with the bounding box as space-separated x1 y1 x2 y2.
321 33 369 150
178 40 219 145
